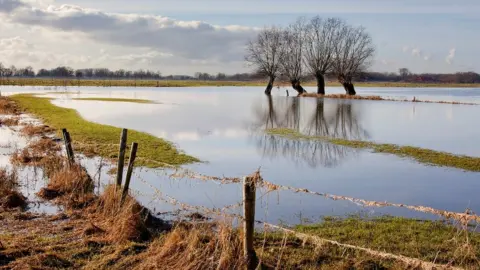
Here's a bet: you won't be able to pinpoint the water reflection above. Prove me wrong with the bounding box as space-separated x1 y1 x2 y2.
251 96 370 168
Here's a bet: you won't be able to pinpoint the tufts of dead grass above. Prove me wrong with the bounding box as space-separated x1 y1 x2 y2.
10 139 61 167
137 223 245 270
0 97 19 115
0 168 27 209
0 116 20 127
94 185 153 243
38 163 94 206
20 124 54 137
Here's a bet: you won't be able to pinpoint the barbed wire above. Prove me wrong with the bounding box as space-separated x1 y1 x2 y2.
256 177 480 224
69 140 480 225
129 181 463 270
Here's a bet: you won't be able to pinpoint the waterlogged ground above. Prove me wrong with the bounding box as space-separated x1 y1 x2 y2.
2 85 480 224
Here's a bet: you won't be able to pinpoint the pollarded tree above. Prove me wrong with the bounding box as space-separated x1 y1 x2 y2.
245 27 284 95
304 17 343 95
280 18 308 95
332 24 375 95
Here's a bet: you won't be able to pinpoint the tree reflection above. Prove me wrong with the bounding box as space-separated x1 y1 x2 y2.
251 96 369 168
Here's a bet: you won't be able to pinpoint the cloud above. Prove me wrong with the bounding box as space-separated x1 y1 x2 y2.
411 48 422 57
423 54 431 61
0 0 256 63
446 48 456 64
0 36 32 50
402 45 410 53
0 0 25 12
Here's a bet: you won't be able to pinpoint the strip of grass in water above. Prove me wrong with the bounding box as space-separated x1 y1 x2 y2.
9 94 198 167
264 215 480 268
72 97 156 104
267 128 480 172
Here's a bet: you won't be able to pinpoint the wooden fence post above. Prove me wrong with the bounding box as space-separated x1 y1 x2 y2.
116 128 128 186
62 128 74 163
122 142 138 203
243 176 258 270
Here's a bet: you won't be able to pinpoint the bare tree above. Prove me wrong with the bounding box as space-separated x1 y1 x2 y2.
280 18 308 95
332 25 375 95
304 17 343 95
245 27 284 95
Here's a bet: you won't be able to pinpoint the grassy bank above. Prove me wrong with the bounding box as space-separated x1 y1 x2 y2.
72 98 156 104
2 211 478 269
267 128 480 172
9 94 198 167
1 77 479 88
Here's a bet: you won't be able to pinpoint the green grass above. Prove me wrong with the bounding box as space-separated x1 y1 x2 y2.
1 77 479 88
255 215 480 269
267 128 480 172
291 216 480 267
9 94 199 167
72 98 156 104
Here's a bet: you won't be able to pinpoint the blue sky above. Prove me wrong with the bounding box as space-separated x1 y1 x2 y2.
0 0 478 74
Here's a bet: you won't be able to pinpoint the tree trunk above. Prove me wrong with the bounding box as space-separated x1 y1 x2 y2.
342 82 356 96
316 73 326 95
264 76 275 95
291 79 306 95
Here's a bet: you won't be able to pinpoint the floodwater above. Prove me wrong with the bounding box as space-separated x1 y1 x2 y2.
2 85 480 225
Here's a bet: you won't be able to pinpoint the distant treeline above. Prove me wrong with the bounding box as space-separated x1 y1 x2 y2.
0 63 478 84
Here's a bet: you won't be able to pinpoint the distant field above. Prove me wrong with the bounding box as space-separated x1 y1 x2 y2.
0 78 479 88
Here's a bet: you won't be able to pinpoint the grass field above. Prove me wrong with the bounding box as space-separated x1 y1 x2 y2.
1 77 479 88
9 94 198 167
267 128 480 172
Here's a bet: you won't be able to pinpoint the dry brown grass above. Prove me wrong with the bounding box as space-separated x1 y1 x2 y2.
136 223 245 270
0 97 19 115
10 139 61 166
20 124 55 137
0 168 26 209
94 185 153 243
0 117 20 127
40 164 94 198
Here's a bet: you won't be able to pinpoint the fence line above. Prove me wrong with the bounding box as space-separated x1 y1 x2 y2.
130 180 462 270
65 128 476 269
140 165 480 225
256 177 480 224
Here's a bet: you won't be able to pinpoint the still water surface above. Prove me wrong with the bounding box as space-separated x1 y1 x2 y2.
3 86 480 224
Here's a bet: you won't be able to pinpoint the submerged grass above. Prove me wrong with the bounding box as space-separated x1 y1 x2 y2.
267 128 480 172
0 168 26 209
9 94 198 167
72 98 157 104
301 93 479 105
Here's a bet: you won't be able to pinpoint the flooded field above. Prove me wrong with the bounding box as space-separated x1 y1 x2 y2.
2 86 480 225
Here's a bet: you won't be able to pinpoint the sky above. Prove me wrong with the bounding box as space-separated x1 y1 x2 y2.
0 0 479 75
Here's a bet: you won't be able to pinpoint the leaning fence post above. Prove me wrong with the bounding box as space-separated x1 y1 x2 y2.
122 142 138 203
116 129 128 186
62 128 74 163
243 176 258 270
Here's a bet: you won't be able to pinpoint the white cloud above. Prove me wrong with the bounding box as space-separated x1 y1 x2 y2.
0 36 32 50
0 0 256 63
0 0 257 74
411 48 422 57
402 45 410 53
446 48 456 64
